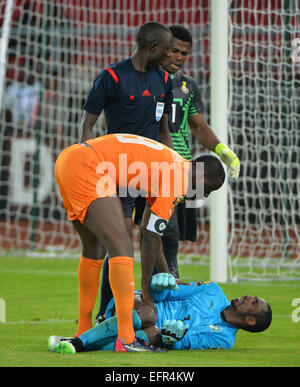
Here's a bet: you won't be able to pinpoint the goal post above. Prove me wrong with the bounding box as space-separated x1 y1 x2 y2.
209 0 229 283
0 0 14 110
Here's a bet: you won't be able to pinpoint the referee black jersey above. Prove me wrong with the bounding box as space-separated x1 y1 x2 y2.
168 70 203 160
84 58 173 142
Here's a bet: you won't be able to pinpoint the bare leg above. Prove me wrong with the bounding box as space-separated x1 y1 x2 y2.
84 197 133 258
71 220 107 335
72 220 107 260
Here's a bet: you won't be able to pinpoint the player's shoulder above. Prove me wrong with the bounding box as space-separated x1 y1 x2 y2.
170 71 198 98
156 67 171 84
175 70 193 82
175 70 199 88
196 281 224 294
103 58 132 79
108 58 131 71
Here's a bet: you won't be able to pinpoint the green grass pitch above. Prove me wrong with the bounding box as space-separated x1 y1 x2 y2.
0 256 300 367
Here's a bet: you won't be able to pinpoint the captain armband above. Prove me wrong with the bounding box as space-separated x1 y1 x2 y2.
146 213 168 236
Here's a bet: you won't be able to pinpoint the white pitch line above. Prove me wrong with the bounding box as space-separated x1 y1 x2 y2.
0 269 77 276
0 319 76 325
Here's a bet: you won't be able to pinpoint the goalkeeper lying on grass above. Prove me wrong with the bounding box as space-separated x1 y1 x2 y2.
48 274 272 354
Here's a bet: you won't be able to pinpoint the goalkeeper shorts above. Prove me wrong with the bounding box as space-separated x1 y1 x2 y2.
54 143 117 224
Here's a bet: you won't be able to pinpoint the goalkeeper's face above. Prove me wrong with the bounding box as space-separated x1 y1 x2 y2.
228 295 272 332
231 295 267 316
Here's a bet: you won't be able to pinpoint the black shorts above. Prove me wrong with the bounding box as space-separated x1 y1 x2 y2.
177 203 197 242
119 195 136 218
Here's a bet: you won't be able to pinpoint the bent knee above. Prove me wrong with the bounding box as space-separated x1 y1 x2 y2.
143 326 161 346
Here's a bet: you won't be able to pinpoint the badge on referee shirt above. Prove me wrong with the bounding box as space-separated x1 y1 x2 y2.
155 102 165 121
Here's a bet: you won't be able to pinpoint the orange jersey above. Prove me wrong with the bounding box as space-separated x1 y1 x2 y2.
55 133 190 224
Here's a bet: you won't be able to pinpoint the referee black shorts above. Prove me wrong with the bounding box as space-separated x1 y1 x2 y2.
177 202 198 242
119 195 137 218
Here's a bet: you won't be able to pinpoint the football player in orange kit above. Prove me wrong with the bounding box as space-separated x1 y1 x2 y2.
54 133 225 352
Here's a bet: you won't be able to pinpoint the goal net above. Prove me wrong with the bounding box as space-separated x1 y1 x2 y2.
0 0 299 281
227 0 300 280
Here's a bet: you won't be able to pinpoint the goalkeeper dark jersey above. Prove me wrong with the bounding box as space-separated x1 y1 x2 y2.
169 71 203 160
84 58 173 142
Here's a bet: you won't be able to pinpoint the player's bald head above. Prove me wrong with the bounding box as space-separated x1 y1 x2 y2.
136 21 172 49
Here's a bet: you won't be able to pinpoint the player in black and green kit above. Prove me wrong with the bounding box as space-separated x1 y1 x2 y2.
154 25 240 278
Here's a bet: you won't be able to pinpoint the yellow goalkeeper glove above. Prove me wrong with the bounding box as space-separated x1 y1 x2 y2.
215 143 240 180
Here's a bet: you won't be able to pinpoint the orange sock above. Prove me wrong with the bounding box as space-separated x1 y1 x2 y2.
77 256 103 336
109 256 135 344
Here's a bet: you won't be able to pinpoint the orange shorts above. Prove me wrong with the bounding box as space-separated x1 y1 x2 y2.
54 143 117 223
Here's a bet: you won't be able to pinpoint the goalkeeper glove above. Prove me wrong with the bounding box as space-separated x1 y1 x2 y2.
151 273 178 291
215 143 240 180
161 319 189 346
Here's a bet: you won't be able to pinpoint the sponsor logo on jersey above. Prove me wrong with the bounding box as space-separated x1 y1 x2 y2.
181 81 189 94
195 281 212 286
209 324 222 332
142 89 151 96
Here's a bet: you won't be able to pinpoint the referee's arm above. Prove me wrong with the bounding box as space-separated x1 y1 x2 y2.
79 111 98 142
159 113 174 149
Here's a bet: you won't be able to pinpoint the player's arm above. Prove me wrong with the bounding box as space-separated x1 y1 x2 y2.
80 69 115 142
189 78 240 179
159 113 174 149
188 113 219 152
188 114 240 180
159 74 174 149
139 201 175 304
79 111 98 142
